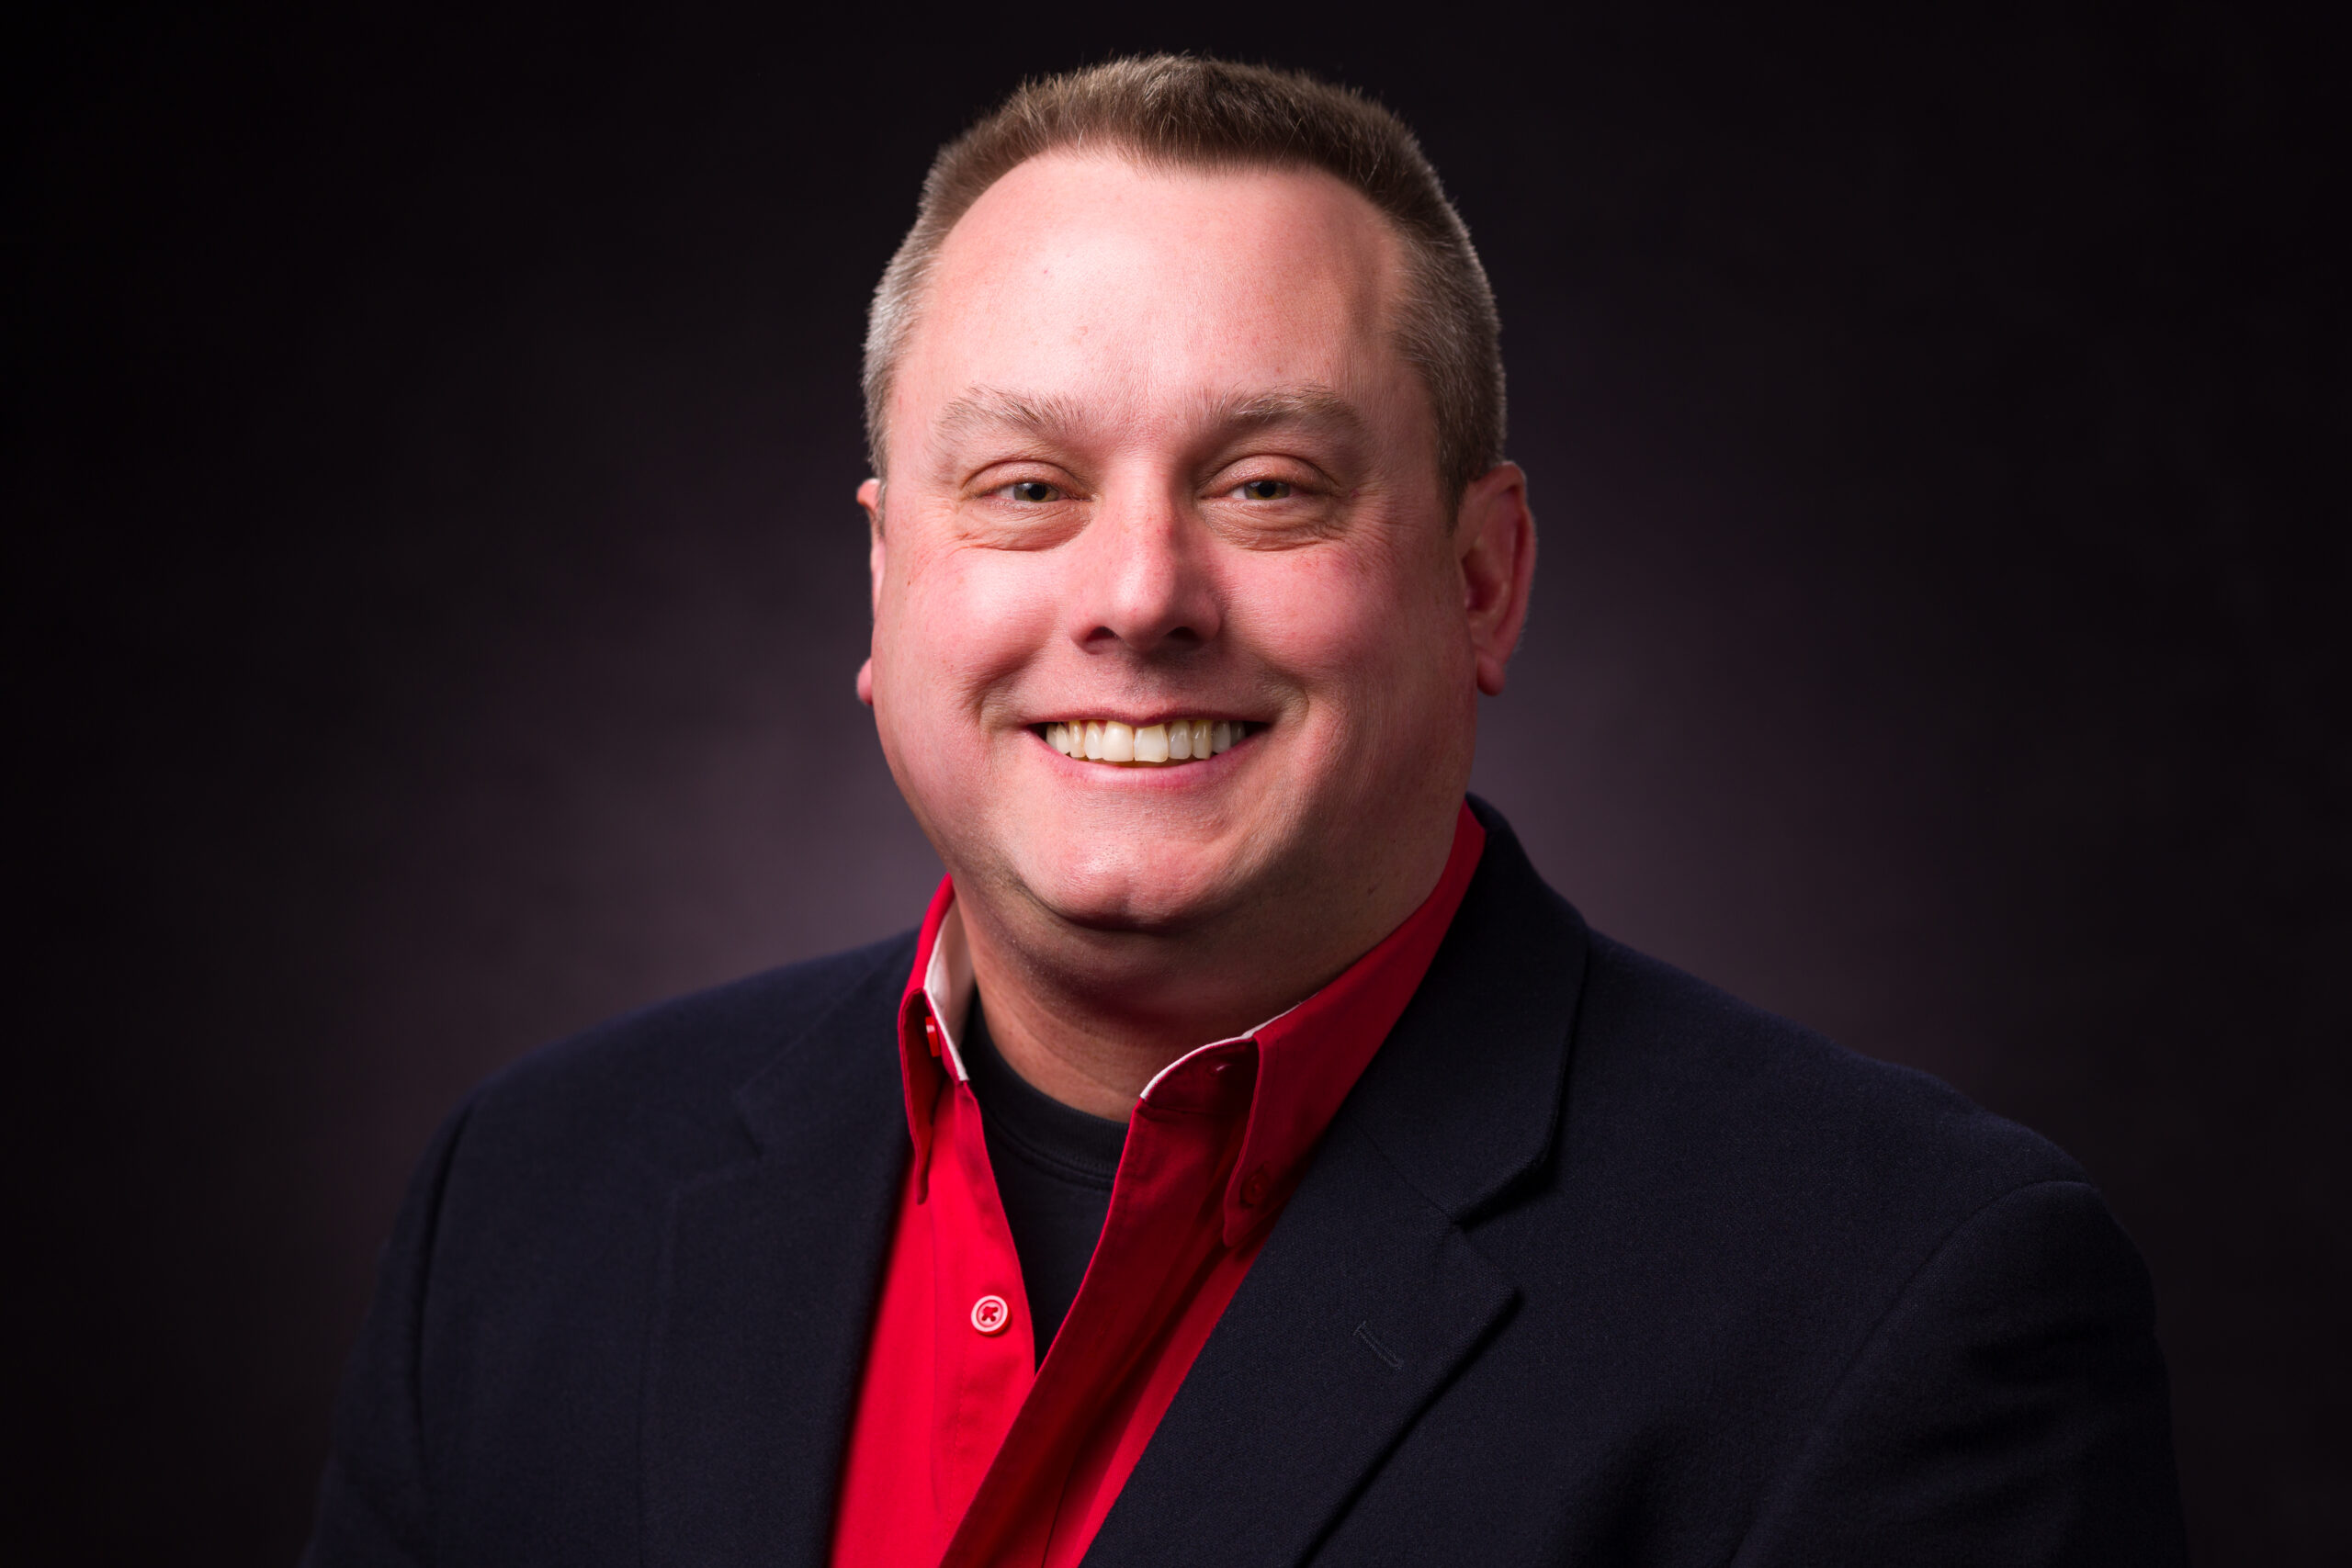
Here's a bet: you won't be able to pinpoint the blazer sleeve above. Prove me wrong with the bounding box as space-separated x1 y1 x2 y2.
300 1100 474 1568
1735 1178 2188 1567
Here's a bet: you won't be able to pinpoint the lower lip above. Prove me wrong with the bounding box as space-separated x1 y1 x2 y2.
1034 727 1260 783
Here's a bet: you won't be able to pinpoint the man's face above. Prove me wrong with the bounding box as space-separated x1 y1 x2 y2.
863 153 1510 956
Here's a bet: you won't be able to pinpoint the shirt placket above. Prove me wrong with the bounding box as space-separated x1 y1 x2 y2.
940 1043 1255 1568
925 1072 1038 1541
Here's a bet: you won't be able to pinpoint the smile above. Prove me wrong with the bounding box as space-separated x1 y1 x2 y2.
1039 718 1251 766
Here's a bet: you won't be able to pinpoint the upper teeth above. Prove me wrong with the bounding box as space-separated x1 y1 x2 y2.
1045 719 1240 765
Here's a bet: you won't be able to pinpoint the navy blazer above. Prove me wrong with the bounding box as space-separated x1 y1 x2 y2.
305 802 2187 1564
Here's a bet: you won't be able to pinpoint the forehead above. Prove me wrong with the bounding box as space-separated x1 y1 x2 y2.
898 153 1410 449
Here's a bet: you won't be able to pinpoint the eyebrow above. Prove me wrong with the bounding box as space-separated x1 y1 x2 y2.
931 389 1094 451
1211 386 1369 441
927 383 1371 460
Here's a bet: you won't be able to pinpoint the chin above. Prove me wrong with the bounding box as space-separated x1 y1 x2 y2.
1017 843 1238 936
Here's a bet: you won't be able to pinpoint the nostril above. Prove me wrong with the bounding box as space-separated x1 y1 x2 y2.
1085 624 1208 650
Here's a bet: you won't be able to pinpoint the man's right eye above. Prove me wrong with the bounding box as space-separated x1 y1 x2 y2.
997 480 1062 502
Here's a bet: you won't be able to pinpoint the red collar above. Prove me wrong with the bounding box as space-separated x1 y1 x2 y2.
896 802 1487 1235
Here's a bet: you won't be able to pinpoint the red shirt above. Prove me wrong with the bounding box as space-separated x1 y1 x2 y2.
830 804 1486 1568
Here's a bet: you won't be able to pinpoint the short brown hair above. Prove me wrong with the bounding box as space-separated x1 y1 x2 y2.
863 55 1506 502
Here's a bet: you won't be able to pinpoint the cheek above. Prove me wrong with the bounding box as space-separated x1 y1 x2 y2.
879 541 1057 717
1236 536 1461 705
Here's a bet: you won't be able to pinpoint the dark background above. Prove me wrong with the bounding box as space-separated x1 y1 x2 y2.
9 4 2346 1562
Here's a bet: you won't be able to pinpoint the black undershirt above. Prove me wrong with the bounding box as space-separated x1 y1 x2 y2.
961 997 1129 1363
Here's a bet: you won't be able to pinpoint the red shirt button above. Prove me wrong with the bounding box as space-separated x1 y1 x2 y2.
970 1294 1011 1335
1240 1168 1271 1207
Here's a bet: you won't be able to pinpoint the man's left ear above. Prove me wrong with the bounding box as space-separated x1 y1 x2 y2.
1456 463 1537 696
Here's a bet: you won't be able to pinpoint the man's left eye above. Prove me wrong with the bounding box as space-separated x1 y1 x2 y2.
1235 479 1293 500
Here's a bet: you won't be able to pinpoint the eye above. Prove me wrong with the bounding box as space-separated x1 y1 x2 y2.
1235 479 1294 501
996 479 1063 503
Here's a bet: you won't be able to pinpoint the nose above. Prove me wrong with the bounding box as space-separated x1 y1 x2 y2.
1069 478 1222 656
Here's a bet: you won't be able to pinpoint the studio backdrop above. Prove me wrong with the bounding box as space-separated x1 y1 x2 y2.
11 6 2346 1563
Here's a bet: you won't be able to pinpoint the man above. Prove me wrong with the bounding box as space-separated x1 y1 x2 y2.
305 57 2188 1566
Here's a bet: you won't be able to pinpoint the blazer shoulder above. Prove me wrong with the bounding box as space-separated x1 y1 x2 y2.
1566 930 2086 1225
454 931 917 1179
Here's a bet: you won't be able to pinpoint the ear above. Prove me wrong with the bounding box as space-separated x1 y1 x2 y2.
1455 462 1536 697
856 477 886 707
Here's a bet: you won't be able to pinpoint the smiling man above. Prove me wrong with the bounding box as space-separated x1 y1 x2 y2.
306 57 2188 1568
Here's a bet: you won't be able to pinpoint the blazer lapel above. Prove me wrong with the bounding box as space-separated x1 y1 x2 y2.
1082 1118 1516 1568
643 943 914 1568
1086 805 1589 1568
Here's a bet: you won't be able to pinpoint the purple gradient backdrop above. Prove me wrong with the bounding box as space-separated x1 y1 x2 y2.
11 6 2346 1562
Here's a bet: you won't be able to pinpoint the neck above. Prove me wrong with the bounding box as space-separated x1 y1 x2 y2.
954 816 1460 1119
